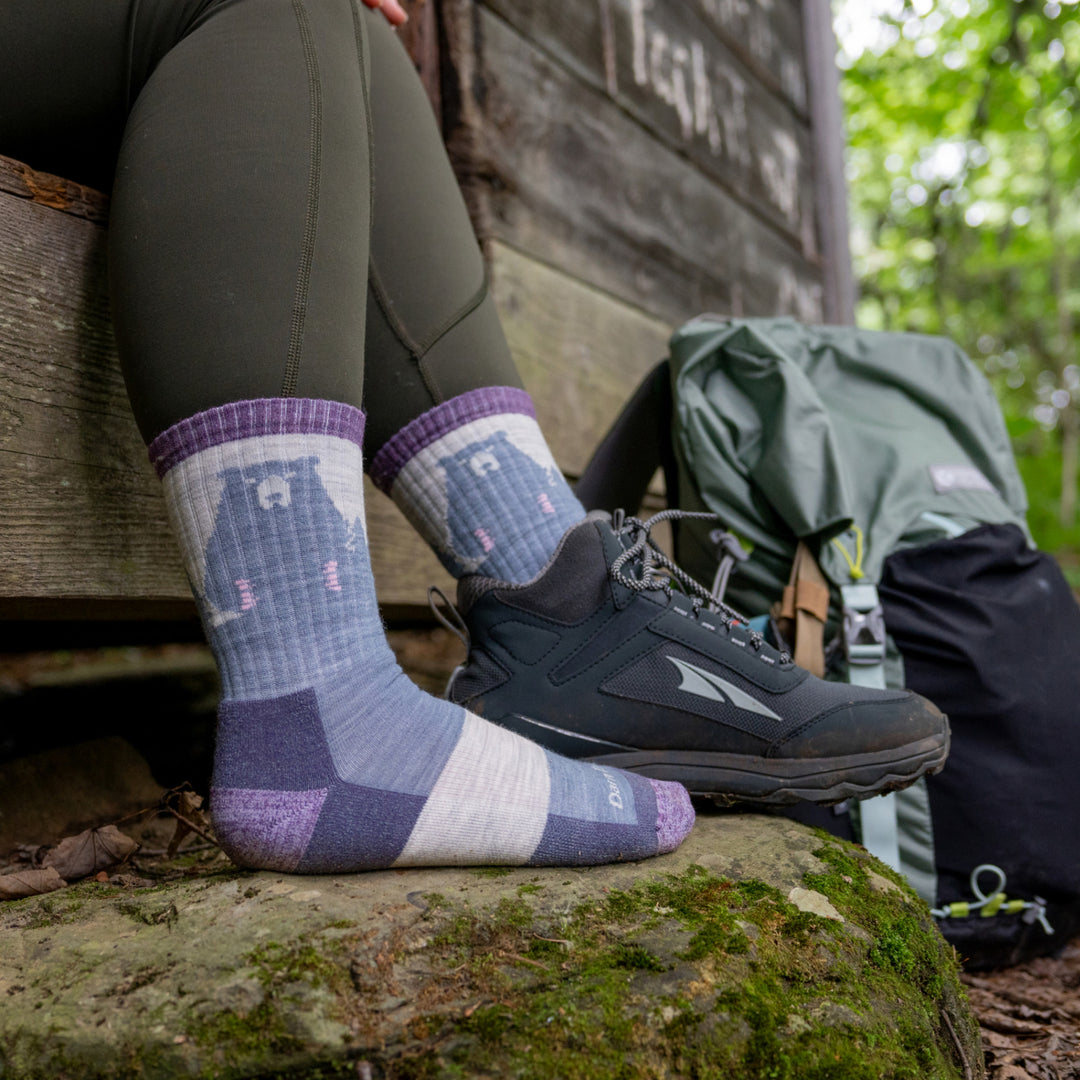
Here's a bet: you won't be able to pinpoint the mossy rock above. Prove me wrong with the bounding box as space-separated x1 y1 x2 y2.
0 811 983 1079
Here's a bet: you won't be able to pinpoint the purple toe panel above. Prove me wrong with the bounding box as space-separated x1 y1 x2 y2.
650 779 695 854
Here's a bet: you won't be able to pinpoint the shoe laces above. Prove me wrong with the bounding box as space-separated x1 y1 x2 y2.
608 508 792 664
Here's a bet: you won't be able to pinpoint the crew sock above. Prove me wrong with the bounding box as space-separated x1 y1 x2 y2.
150 398 693 871
369 387 586 583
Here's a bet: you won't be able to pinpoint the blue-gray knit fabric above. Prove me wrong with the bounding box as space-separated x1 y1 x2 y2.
370 387 585 583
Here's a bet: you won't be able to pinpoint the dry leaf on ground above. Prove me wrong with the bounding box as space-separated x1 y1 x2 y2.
965 938 1080 1080
42 825 139 881
163 787 215 856
0 866 66 900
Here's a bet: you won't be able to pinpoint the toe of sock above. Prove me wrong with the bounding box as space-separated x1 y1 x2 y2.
650 779 695 854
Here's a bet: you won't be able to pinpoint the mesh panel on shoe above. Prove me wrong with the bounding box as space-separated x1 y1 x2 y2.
456 574 502 616
449 648 510 706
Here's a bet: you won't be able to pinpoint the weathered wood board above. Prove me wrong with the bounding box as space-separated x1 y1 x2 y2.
442 0 830 329
481 0 815 251
488 240 671 479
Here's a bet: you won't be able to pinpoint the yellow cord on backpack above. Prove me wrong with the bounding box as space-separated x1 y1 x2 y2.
832 524 866 581
931 864 1054 936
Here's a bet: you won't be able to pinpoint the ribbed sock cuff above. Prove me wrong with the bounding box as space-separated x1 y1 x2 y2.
148 399 366 478
367 387 535 494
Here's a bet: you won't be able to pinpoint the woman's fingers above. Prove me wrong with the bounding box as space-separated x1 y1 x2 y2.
361 0 408 26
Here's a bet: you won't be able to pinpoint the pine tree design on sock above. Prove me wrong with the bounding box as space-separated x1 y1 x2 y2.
369 387 586 583
150 399 693 872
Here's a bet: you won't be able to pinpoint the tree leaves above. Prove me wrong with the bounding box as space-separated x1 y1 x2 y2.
836 0 1080 558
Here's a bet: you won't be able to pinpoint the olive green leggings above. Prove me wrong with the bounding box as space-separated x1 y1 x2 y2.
0 0 520 451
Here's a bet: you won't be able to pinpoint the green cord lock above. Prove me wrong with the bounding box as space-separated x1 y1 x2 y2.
932 864 1054 936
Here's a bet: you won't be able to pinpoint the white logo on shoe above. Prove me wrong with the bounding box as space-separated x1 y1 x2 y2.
666 656 783 722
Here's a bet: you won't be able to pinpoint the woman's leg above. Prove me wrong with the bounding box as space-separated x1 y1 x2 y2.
1 0 693 870
357 18 589 585
110 0 372 437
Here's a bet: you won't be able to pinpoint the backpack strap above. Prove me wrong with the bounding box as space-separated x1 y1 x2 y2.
574 359 678 516
771 542 830 677
840 580 902 874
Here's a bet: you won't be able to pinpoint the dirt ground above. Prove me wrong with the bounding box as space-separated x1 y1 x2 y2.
2 630 1079 1078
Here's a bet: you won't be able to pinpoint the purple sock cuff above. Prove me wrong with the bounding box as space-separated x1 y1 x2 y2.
368 387 537 494
148 399 367 478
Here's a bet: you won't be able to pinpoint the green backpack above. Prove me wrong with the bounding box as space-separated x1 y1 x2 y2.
668 316 1029 616
578 317 1080 967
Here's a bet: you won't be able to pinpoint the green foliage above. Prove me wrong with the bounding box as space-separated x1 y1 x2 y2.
837 0 1080 558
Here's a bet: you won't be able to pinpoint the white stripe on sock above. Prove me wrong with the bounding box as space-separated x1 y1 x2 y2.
393 709 551 866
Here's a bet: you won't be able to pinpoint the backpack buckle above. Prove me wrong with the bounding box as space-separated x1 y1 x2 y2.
840 583 886 666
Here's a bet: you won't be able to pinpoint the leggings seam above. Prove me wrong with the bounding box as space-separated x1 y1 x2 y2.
124 0 143 113
416 266 491 358
281 0 323 398
348 0 375 259
369 256 492 405
368 257 422 357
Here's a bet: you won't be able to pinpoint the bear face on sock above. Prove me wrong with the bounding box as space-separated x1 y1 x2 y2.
202 456 365 620
437 430 579 573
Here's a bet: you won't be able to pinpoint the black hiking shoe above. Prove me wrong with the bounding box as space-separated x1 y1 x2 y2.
446 511 950 806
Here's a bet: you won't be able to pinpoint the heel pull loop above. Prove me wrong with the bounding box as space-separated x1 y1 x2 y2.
428 586 470 651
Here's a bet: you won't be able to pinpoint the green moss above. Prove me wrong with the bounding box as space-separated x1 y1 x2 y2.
185 935 355 1077
804 843 947 994
606 943 667 972
188 1001 303 1066
400 859 975 1080
471 867 513 878
247 939 349 995
115 898 179 927
9 881 119 929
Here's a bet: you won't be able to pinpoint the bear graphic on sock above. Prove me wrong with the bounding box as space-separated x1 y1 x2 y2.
437 430 581 575
202 456 366 645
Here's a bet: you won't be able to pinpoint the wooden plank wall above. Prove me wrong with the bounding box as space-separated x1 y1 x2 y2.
441 0 828 343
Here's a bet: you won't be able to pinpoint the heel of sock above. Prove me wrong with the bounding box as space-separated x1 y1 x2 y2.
211 786 330 872
211 688 339 871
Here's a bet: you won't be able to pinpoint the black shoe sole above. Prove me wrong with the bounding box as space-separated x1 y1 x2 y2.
582 730 950 807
